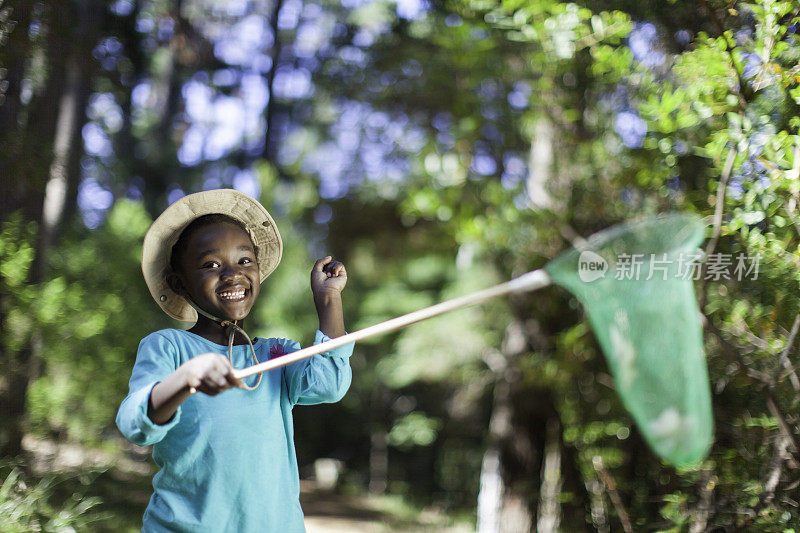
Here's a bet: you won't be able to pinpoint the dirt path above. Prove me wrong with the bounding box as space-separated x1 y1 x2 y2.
300 481 473 532
21 436 474 533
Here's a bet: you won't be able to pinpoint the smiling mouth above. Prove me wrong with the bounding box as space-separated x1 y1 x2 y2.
218 289 247 301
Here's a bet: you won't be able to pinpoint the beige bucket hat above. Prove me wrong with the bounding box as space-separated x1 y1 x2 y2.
142 189 283 322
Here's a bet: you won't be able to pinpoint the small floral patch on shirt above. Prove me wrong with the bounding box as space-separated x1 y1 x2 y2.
270 343 285 359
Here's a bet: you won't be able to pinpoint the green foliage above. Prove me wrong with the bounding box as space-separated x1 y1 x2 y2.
0 465 106 532
307 0 800 527
250 219 322 344
26 201 162 445
0 216 37 356
387 412 442 449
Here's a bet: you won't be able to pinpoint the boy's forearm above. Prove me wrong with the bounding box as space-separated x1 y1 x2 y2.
148 371 193 425
314 291 346 338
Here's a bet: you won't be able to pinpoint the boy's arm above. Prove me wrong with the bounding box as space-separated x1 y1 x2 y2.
283 331 354 406
314 291 345 338
117 332 185 446
280 255 352 406
311 256 347 338
147 370 195 425
149 353 243 424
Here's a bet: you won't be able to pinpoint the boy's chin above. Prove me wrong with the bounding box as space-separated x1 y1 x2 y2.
218 308 252 323
197 304 253 324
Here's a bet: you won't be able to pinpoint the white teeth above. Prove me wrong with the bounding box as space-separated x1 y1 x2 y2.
218 289 246 301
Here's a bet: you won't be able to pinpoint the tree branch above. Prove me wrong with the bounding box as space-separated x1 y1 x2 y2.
706 319 800 459
592 456 633 533
755 421 791 514
706 146 738 260
697 0 749 110
689 468 717 533
699 145 738 312
765 396 799 457
770 313 800 392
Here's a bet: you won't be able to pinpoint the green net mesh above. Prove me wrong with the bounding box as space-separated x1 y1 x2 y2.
544 213 712 468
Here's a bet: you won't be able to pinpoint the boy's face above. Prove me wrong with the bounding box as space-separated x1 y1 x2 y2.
171 221 260 322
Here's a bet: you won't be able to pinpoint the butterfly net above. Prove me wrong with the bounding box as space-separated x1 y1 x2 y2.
544 213 712 467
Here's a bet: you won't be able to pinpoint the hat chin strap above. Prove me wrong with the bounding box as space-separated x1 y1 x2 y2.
185 298 262 391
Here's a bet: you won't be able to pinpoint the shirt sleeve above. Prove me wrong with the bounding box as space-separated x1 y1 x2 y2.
116 332 183 446
283 330 354 407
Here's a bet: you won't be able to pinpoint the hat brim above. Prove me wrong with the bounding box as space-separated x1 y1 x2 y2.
141 189 283 322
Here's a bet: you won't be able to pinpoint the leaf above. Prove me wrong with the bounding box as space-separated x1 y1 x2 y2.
740 211 766 225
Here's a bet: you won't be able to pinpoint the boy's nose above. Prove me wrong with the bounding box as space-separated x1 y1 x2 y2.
220 265 244 280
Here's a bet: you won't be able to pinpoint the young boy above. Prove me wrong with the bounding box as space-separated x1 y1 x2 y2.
116 189 352 532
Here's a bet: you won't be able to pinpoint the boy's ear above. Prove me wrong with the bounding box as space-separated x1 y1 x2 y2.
166 272 185 296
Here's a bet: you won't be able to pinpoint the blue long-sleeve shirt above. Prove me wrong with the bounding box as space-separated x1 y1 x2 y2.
116 328 353 532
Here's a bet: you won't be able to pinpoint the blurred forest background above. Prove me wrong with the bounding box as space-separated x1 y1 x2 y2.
1 0 800 530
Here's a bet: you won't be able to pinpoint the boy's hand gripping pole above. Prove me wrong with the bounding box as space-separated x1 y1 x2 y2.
232 270 550 380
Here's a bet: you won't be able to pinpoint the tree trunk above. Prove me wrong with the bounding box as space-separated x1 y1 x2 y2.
262 0 286 164
142 0 188 216
477 447 503 532
368 383 390 494
0 0 99 458
477 321 536 533
586 473 610 532
477 371 538 533
536 419 562 532
0 0 60 458
103 0 145 207
0 1 35 204
476 316 583 532
368 430 388 494
526 117 555 211
37 54 83 268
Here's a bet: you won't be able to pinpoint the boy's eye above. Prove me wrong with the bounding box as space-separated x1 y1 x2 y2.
202 261 220 269
240 257 254 265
